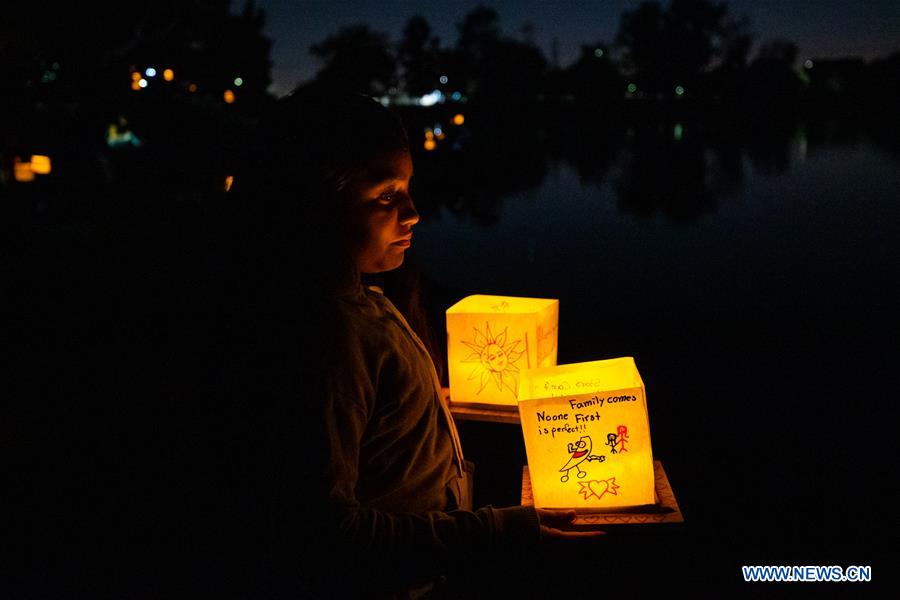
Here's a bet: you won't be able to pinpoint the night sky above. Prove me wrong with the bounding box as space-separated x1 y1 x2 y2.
254 0 900 97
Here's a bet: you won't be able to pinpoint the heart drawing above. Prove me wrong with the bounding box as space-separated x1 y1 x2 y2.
577 477 620 501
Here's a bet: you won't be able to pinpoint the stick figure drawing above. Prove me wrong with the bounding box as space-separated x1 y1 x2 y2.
559 436 606 482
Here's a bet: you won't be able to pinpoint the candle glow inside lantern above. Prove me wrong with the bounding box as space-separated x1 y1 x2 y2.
517 357 655 509
446 295 558 408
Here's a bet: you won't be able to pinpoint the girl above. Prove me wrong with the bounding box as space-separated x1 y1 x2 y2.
236 89 600 599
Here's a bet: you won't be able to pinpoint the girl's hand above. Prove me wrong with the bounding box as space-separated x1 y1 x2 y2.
536 509 607 540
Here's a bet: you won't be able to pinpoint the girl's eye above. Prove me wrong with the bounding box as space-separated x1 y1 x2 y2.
377 192 398 204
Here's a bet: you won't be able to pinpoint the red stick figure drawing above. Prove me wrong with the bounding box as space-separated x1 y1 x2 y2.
559 436 606 482
615 425 629 453
577 478 620 501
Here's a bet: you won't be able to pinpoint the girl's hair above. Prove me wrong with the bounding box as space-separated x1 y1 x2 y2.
231 86 442 377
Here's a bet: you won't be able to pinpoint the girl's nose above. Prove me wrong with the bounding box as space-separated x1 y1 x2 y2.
399 194 420 226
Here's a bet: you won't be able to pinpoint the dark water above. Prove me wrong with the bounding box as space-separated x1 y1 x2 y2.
412 137 899 592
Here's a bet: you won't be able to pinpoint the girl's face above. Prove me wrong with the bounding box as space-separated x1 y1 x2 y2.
346 149 419 273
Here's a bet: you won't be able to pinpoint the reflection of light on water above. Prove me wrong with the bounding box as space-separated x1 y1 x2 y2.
796 129 807 163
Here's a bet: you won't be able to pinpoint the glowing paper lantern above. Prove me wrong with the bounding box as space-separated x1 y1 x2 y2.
517 357 655 509
447 295 558 408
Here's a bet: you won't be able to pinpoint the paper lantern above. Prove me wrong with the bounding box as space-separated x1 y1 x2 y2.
517 357 655 509
447 295 558 408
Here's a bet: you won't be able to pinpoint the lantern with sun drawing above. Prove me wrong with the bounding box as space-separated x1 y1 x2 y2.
517 357 655 509
446 295 558 408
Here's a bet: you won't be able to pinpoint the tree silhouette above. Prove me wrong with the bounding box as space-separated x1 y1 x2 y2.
616 0 746 95
398 16 442 97
309 25 396 95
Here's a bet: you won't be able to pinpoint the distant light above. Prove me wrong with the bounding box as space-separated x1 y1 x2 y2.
131 80 141 91
145 67 157 78
224 89 235 104
439 75 448 84
188 83 198 93
436 132 446 140
131 72 141 81
673 123 684 141
594 48 604 58
52 61 60 71
234 77 243 87
804 59 814 69
224 175 234 192
433 125 443 136
627 83 637 94
30 155 51 175
424 128 434 140
452 113 465 126
419 89 443 107
451 91 462 101
675 85 685 96
163 68 174 81
138 78 148 88
424 139 437 151
14 157 35 182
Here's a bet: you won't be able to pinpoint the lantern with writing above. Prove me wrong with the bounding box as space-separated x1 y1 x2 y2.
446 295 558 408
517 357 655 509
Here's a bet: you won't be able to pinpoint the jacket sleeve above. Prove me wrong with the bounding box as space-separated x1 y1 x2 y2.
269 371 540 594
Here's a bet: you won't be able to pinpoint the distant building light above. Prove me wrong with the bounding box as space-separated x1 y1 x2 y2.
163 68 175 81
224 89 235 104
14 157 35 183
804 59 814 69
627 83 637 94
594 48 604 58
234 77 243 87
145 67 157 78
30 155 52 175
224 175 234 192
675 85 685 96
452 113 465 126
424 139 437 151
188 83 198 93
439 75 448 84
138 78 148 88
451 91 462 101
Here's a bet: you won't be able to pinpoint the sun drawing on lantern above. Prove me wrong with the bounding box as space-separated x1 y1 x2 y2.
461 322 524 396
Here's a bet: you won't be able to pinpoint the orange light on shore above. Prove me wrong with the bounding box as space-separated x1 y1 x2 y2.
163 68 174 81
14 157 34 182
453 113 465 125
30 155 51 175
131 80 141 91
223 89 235 104
424 139 437 151
131 72 141 81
